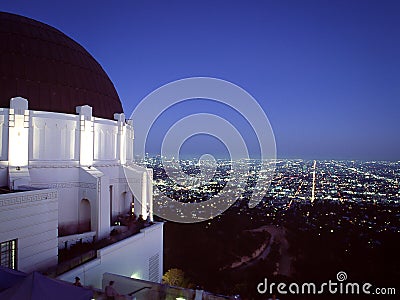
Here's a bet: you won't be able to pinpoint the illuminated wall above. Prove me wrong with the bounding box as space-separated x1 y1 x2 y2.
0 98 151 240
0 188 58 273
57 222 164 288
8 97 29 167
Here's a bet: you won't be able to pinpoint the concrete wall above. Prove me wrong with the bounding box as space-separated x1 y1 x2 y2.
0 100 136 167
93 118 118 162
28 163 147 238
96 165 133 219
0 189 58 273
57 222 164 288
0 99 162 285
29 111 79 162
0 100 144 239
29 167 80 226
0 108 9 162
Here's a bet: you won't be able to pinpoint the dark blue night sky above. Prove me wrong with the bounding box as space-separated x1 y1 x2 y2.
2 0 400 160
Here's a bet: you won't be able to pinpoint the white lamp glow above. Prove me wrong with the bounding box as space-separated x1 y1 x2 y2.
8 98 29 167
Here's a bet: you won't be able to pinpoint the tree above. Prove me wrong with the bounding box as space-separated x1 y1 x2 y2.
162 268 192 288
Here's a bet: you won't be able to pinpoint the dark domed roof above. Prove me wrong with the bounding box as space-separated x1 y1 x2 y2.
0 12 123 119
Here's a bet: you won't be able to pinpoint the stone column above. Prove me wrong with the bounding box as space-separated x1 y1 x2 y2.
114 113 126 164
76 105 94 166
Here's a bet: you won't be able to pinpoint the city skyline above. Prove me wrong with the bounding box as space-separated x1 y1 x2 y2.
1 0 400 160
1 7 397 299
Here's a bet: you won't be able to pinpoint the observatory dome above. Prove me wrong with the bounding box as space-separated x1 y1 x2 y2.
0 12 123 119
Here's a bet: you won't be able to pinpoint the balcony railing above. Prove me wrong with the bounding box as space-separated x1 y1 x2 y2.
46 215 155 277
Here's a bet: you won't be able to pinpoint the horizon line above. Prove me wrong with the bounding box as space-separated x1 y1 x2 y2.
142 155 400 162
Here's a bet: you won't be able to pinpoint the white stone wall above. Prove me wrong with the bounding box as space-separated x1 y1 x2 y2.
125 123 134 163
0 99 161 284
0 108 9 161
29 111 79 162
29 167 80 226
97 165 132 218
57 222 164 289
0 99 145 240
93 118 118 162
0 189 58 273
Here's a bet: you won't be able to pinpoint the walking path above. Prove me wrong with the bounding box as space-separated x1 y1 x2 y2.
224 225 292 277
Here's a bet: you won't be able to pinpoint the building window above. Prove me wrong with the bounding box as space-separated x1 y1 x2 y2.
0 239 17 269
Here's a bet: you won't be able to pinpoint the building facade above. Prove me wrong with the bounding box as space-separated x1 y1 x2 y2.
0 12 163 288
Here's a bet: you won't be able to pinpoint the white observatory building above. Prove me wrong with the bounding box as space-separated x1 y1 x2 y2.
0 12 163 289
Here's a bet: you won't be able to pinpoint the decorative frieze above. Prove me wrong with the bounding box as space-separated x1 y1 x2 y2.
0 190 57 207
31 182 97 189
